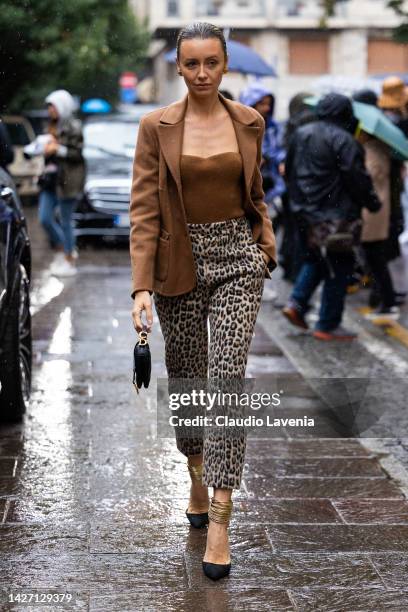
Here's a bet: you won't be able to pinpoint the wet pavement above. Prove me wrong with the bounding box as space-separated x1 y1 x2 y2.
1 207 408 611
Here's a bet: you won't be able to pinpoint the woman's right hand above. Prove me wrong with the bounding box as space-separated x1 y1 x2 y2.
132 290 153 333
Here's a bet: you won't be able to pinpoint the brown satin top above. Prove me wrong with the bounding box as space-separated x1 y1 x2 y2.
180 152 246 223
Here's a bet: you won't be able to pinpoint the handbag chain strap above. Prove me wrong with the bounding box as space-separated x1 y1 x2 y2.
138 330 148 345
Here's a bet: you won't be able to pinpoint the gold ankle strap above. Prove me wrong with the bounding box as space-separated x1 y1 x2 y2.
188 462 203 482
208 498 233 524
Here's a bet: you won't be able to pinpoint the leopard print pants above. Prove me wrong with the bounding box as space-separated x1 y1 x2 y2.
154 215 266 489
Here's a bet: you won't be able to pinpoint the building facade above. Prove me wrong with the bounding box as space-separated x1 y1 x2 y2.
131 0 406 118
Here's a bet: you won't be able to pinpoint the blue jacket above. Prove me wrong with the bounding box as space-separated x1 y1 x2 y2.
239 82 286 201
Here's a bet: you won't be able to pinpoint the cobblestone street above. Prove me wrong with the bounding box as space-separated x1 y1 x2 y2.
1 208 408 611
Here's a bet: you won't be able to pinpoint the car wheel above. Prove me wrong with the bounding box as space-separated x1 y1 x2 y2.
0 264 32 422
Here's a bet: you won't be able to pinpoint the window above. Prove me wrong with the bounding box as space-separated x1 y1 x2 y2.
367 39 408 74
196 0 264 17
167 0 179 17
289 38 329 75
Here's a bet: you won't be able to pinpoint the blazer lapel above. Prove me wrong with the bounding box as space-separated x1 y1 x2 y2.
233 122 260 201
157 92 260 207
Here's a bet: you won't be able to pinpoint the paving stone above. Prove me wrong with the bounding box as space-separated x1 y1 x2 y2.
0 524 89 553
247 354 297 376
186 550 382 590
92 497 188 524
288 588 408 611
90 521 191 553
250 324 284 356
6 496 92 525
234 499 343 523
0 553 91 588
89 589 295 612
0 498 7 523
0 551 188 593
334 499 408 524
245 438 371 458
267 525 408 552
246 457 384 478
369 554 408 589
244 476 403 499
87 552 189 592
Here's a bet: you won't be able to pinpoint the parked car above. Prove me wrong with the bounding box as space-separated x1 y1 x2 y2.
74 110 157 242
22 109 49 137
2 115 43 204
0 168 32 422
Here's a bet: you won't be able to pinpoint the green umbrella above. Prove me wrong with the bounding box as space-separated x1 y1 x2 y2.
304 96 408 160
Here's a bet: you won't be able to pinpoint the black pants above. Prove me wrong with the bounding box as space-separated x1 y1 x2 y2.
362 241 395 308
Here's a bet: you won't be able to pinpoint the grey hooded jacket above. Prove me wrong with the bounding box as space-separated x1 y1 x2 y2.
45 90 85 199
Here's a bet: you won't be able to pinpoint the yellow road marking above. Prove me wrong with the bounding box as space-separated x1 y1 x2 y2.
372 319 408 348
356 307 408 349
357 306 373 315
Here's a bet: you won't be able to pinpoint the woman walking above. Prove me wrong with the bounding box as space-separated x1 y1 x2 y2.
38 89 85 277
129 23 276 581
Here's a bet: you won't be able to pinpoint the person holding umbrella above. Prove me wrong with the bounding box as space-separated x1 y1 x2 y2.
130 22 276 581
353 89 403 317
378 77 408 262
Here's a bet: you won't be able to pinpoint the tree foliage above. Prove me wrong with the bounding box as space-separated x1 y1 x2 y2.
318 0 339 27
388 0 408 42
0 0 150 112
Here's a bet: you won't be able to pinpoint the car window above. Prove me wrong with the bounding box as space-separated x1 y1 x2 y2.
4 122 31 146
83 121 139 159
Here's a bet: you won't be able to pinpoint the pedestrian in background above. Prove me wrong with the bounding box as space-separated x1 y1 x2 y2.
283 93 381 340
378 77 407 262
280 92 317 281
239 82 286 214
38 89 85 277
130 22 276 581
353 89 401 318
239 82 285 300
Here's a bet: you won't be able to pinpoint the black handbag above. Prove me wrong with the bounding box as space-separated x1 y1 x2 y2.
133 330 151 393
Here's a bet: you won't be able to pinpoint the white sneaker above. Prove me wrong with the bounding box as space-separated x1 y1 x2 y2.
51 259 77 277
50 252 65 273
365 306 400 321
71 248 79 260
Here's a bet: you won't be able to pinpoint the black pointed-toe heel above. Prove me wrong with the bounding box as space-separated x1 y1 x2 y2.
202 498 233 581
186 511 209 529
185 463 209 529
202 560 231 581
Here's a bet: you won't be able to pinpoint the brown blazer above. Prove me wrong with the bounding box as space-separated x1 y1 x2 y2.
129 91 277 298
